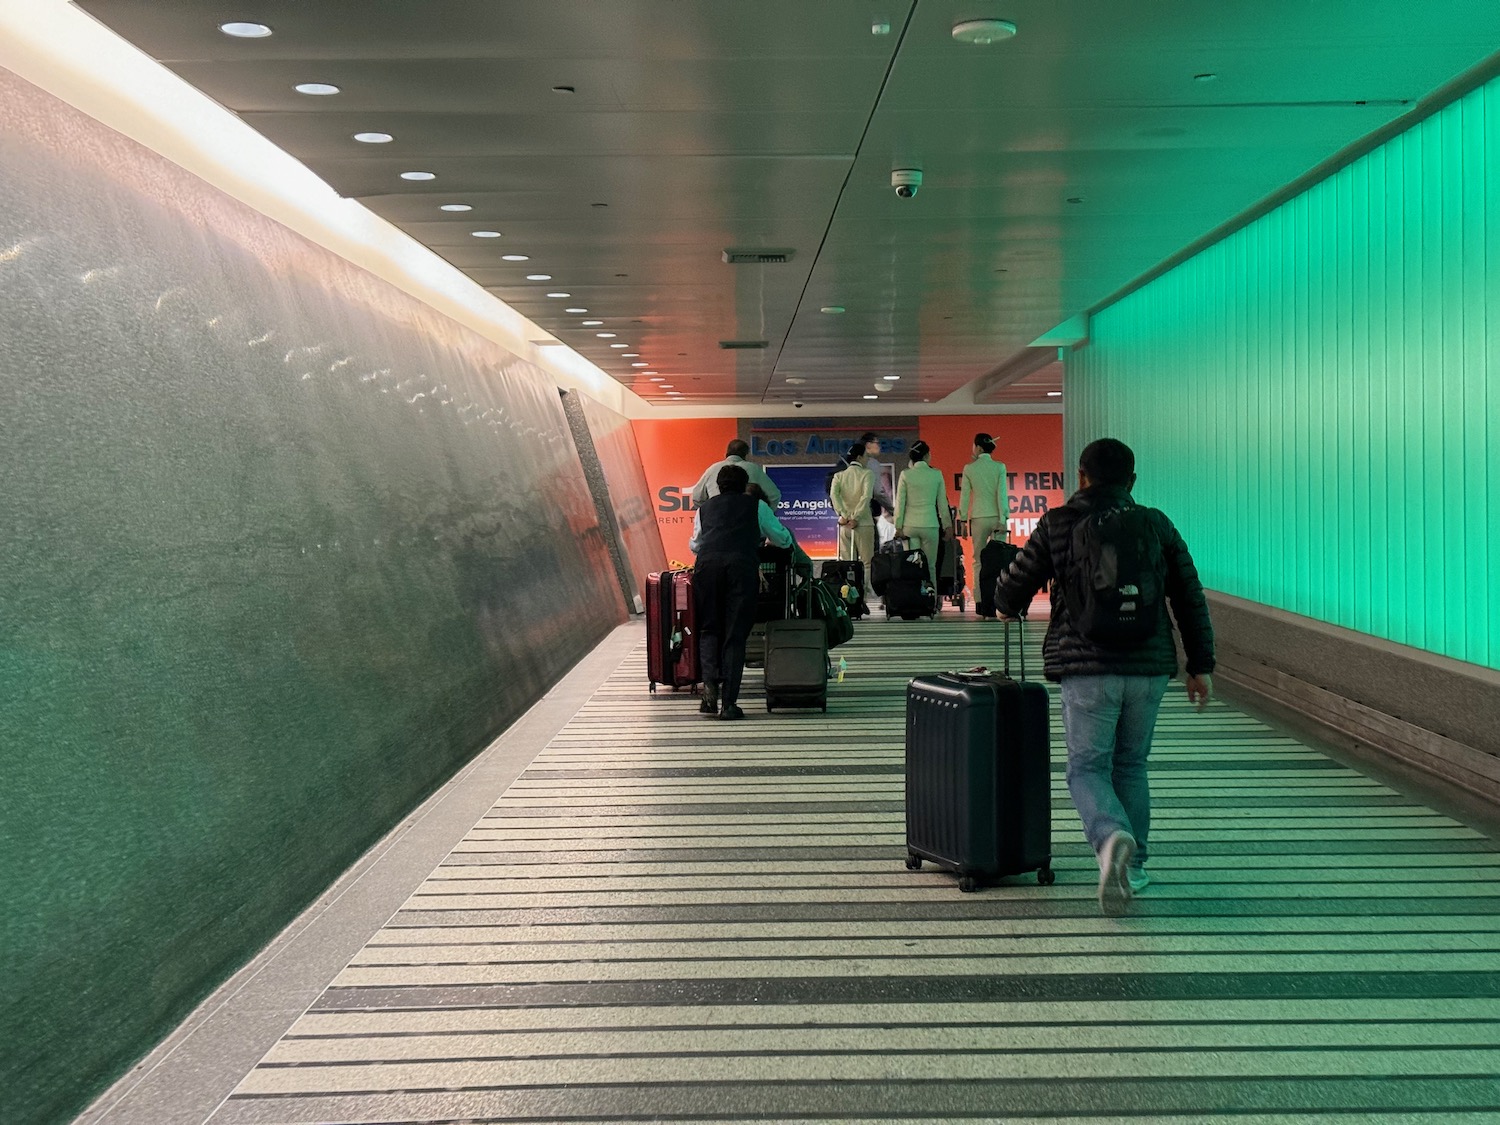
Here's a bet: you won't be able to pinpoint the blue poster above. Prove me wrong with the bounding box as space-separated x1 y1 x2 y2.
763 464 840 557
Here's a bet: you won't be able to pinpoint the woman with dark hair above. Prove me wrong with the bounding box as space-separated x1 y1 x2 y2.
958 431 1009 609
894 440 952 591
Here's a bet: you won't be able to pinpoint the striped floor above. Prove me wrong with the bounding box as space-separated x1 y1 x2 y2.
210 615 1500 1123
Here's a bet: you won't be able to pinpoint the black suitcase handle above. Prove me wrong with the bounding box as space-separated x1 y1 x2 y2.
950 616 1028 683
1003 614 1027 681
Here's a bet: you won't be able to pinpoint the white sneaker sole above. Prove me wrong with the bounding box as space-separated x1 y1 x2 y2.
1098 832 1137 916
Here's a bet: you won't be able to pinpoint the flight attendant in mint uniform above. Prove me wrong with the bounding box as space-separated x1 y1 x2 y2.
894 441 953 592
958 432 1009 600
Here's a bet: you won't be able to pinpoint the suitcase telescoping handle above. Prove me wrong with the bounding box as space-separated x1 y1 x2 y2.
1003 614 1027 681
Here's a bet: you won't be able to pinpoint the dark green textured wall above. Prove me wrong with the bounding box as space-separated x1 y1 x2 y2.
0 71 626 1123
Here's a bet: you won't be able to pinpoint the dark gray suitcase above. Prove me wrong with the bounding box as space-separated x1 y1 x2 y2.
904 620 1053 891
763 578 828 711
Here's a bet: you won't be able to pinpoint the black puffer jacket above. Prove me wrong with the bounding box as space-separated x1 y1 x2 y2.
995 485 1215 681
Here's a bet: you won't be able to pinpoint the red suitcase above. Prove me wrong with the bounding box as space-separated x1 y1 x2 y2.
646 569 700 692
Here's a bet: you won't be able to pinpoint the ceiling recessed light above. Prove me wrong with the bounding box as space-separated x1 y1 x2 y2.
220 21 273 38
352 131 393 144
863 394 879 400
621 352 639 357
610 343 629 348
501 254 529 261
1047 391 1063 396
784 377 807 385
471 230 501 238
597 332 616 338
400 171 436 181
440 203 473 212
875 382 894 392
952 18 1017 44
566 308 588 314
660 384 674 389
641 370 658 375
820 305 846 314
546 292 570 298
1194 72 1218 83
582 320 604 326
295 82 339 96
649 376 665 381
632 362 649 367
525 274 552 281
886 375 900 380
666 391 682 396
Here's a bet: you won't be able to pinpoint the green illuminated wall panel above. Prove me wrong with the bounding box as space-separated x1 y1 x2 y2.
1069 77 1499 671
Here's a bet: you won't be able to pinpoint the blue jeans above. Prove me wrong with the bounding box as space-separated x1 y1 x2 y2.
1059 674 1171 865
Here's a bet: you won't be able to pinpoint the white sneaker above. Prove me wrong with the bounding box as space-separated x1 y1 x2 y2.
1127 866 1150 893
1098 831 1137 916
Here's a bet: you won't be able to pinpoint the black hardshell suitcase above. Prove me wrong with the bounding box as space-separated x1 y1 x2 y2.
646 569 700 692
763 576 828 712
904 620 1053 891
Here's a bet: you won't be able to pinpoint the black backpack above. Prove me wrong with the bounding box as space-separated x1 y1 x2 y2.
1063 505 1166 647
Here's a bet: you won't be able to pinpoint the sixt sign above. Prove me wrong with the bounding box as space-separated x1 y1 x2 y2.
656 486 698 512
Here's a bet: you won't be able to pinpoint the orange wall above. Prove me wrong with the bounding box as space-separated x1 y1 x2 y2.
631 418 738 567
918 415 1065 544
632 415 1064 564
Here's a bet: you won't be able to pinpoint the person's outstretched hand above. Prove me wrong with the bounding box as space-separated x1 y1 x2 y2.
1186 673 1213 712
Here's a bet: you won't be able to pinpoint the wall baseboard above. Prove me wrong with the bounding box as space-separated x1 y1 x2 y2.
1208 591 1500 806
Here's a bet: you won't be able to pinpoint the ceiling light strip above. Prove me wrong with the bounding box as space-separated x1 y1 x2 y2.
0 2 631 412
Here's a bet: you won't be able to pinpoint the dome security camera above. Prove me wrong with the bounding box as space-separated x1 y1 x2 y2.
792 400 805 409
892 168 923 198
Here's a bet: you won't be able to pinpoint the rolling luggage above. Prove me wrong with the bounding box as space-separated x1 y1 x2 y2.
869 536 911 596
747 545 793 669
935 525 966 611
977 533 1020 619
763 576 828 712
904 618 1053 890
884 546 935 620
820 559 869 619
884 576 936 620
646 569 700 692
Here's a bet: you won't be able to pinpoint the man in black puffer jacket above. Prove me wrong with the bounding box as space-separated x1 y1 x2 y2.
996 438 1214 916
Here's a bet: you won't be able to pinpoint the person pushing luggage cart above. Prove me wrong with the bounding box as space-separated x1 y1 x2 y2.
687 463 794 721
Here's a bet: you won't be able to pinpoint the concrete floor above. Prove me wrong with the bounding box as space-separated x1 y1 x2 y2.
79 614 1500 1123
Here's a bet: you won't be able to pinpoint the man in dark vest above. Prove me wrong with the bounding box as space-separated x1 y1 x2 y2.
688 463 793 720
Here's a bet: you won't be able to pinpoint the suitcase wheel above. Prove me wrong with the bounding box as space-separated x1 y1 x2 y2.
649 682 657 694
1038 866 1056 886
958 876 979 893
820 701 827 713
904 855 922 871
766 699 775 712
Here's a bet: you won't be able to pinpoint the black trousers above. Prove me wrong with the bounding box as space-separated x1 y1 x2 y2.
693 557 758 707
